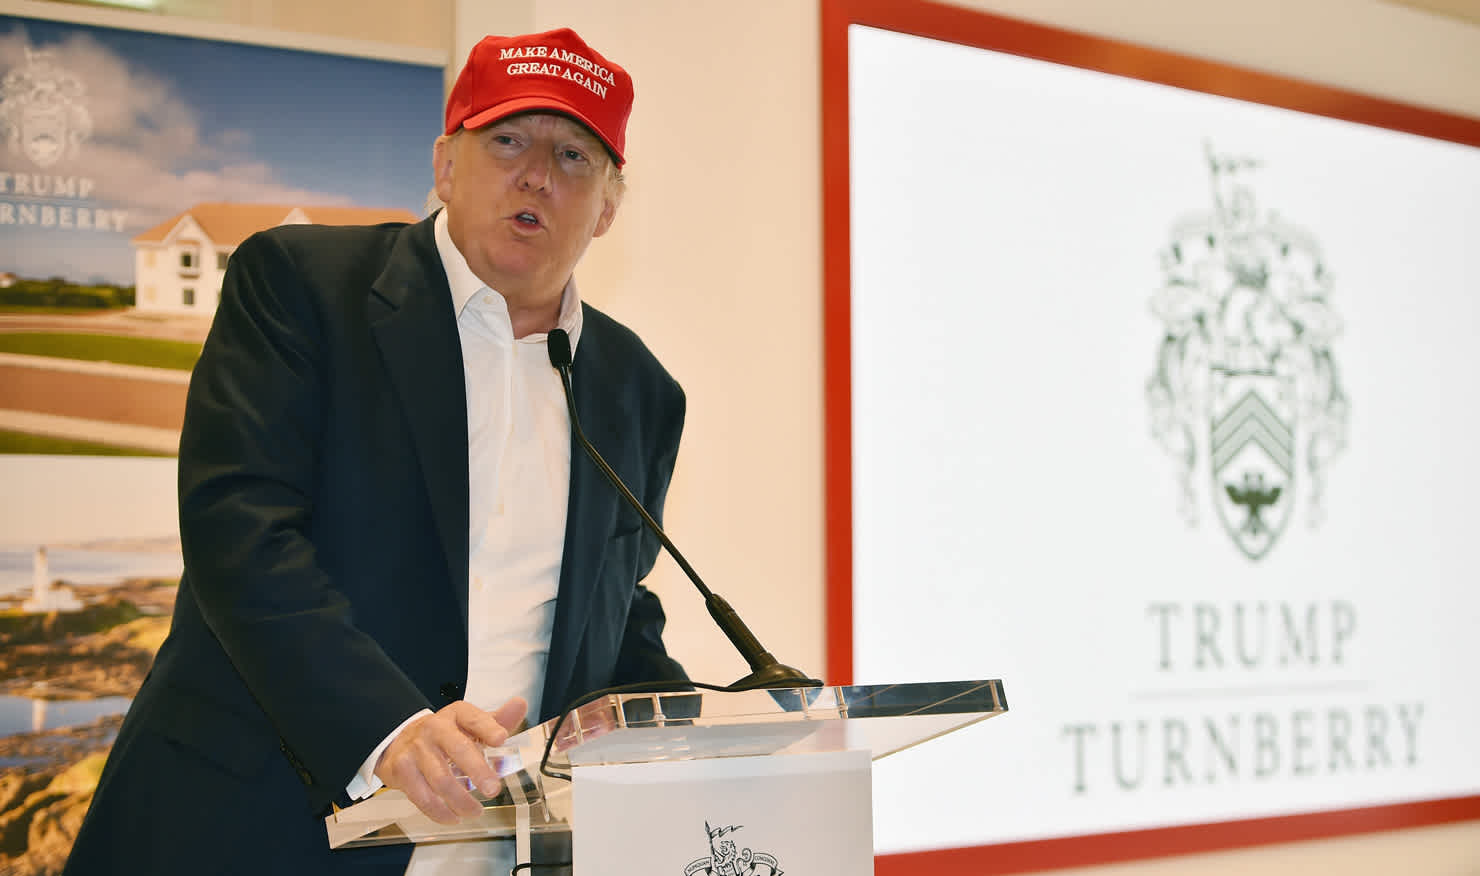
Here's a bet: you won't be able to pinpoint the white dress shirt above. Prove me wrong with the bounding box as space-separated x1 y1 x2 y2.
350 210 582 874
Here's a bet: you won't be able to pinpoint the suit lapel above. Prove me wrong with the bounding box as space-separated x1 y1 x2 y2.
367 217 472 634
541 310 633 717
365 239 634 713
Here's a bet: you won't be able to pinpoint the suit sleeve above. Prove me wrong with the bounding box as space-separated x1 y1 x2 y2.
610 376 689 687
177 232 431 811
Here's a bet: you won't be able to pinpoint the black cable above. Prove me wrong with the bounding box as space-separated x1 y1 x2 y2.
514 676 824 873
536 678 738 783
510 863 567 874
511 678 759 874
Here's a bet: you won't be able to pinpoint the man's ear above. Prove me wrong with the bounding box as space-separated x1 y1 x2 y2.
432 134 456 202
592 177 621 238
592 196 618 239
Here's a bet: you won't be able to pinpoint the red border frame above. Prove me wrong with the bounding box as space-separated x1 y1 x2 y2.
820 0 1480 871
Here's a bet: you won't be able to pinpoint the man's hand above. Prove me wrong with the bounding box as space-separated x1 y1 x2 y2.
374 697 527 824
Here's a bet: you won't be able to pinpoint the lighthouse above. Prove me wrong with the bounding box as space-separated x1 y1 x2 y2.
23 545 83 613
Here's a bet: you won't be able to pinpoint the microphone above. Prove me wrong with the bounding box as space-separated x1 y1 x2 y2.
547 328 821 691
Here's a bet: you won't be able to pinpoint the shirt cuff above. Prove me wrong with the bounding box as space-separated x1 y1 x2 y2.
346 709 433 801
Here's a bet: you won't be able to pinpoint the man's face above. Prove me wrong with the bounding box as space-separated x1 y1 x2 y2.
433 112 618 308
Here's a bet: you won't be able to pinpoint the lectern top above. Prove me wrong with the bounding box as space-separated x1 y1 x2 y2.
326 678 1007 849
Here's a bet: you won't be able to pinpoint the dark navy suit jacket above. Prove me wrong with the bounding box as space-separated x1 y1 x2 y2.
64 215 687 875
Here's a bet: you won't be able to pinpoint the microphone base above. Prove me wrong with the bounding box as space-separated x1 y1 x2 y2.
726 662 825 692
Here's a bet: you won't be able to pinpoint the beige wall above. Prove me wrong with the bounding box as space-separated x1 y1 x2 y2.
454 0 828 697
23 0 1479 870
952 0 1480 117
38 0 453 53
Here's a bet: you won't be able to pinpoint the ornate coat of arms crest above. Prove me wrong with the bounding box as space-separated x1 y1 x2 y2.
1146 144 1349 560
683 822 783 876
0 46 93 168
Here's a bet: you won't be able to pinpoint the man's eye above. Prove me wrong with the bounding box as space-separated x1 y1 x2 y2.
561 149 588 163
492 134 519 147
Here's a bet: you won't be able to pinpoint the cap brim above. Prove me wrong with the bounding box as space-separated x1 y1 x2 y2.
461 96 624 165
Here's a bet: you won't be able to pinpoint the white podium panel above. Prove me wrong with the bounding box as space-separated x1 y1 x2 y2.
574 749 872 875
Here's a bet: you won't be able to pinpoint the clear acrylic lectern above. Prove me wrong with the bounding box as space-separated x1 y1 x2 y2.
326 678 1007 851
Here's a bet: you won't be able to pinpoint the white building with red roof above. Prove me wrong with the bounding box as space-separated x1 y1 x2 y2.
131 203 419 314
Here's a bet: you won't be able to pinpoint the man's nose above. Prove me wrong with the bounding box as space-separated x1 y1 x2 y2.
517 149 555 193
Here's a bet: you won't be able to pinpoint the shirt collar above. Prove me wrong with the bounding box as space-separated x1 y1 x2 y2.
434 208 584 351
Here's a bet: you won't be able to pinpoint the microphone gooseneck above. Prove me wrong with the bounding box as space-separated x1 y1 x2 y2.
546 328 820 691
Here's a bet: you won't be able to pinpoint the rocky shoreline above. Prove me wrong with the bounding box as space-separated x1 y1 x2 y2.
0 579 175 875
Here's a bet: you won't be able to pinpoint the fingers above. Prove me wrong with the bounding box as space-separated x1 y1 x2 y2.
446 698 527 796
374 700 526 824
483 696 530 777
373 712 471 824
490 696 529 735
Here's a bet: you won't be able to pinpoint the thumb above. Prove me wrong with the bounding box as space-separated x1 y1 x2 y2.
492 696 528 734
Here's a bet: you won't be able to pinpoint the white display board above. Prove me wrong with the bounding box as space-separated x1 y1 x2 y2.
847 23 1480 855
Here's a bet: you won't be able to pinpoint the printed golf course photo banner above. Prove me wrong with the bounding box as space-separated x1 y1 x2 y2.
0 6 441 872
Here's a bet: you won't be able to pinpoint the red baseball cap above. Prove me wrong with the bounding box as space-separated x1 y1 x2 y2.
444 28 634 166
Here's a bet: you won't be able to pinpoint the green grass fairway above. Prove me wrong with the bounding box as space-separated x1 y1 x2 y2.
0 333 202 371
0 430 173 457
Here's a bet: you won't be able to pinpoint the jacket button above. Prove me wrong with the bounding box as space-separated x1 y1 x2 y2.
440 682 464 701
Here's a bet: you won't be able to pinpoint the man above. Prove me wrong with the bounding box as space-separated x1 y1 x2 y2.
64 27 686 875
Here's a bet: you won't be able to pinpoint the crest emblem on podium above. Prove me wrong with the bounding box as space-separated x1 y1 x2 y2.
683 822 784 876
1145 143 1349 560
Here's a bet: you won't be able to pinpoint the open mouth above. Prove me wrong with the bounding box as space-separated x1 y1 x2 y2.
514 210 542 229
